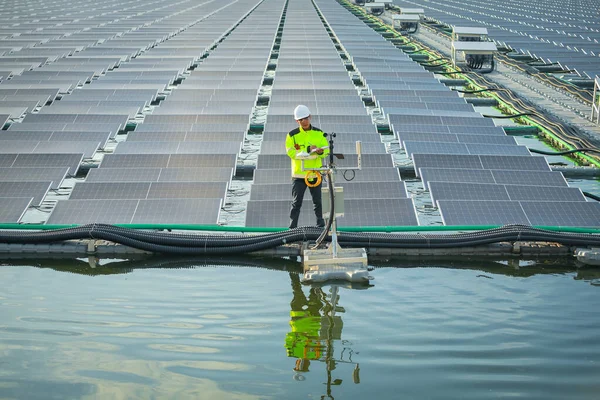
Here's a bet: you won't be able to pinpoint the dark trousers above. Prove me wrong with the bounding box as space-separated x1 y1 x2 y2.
289 178 325 228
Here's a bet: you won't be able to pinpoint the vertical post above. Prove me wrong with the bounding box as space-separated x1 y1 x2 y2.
592 77 600 124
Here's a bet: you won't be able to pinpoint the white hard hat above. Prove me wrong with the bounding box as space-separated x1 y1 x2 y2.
294 105 311 120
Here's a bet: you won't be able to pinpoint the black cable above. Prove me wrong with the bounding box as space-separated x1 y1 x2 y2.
529 147 600 156
453 88 498 93
482 112 535 119
583 191 600 202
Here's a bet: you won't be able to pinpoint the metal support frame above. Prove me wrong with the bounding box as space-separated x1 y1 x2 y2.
592 76 600 124
298 135 370 284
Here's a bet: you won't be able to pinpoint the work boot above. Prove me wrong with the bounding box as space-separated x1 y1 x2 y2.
316 219 325 228
289 219 298 229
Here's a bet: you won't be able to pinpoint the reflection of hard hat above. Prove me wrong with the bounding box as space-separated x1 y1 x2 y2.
294 105 311 120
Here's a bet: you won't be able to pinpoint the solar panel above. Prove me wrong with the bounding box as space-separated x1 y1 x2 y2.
249 181 407 200
413 154 551 176
259 140 386 155
479 155 551 171
113 141 242 155
253 167 401 184
126 131 245 142
419 168 495 189
99 154 237 168
245 198 418 227
404 141 469 156
413 154 483 175
438 200 530 225
11 153 83 175
0 131 112 146
428 182 510 203
70 182 152 200
520 201 600 227
47 199 139 224
256 154 394 169
131 198 222 224
0 181 52 205
0 167 68 189
398 132 516 145
86 167 233 183
490 170 568 187
0 197 33 223
504 185 586 202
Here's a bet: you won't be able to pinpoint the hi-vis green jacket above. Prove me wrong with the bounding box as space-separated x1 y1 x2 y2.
285 125 330 178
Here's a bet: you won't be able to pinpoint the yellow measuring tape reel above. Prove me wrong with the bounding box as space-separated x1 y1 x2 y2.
304 171 322 187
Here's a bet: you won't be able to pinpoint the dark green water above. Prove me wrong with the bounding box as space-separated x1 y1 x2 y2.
1 258 599 399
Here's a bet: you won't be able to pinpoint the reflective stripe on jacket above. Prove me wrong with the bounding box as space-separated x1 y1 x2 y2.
285 125 330 178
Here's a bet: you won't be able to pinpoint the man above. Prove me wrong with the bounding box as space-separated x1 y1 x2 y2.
285 105 330 229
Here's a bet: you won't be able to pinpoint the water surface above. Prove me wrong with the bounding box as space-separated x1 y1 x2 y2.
1 258 599 399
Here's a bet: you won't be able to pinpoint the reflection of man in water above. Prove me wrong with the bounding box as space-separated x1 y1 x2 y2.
285 272 325 378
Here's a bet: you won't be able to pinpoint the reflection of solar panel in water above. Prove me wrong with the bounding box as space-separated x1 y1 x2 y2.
245 198 418 227
438 200 530 225
0 181 52 205
0 197 33 223
520 201 600 227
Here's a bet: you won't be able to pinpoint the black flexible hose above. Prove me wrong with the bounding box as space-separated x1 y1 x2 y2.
1 224 599 255
529 148 600 155
482 112 535 119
